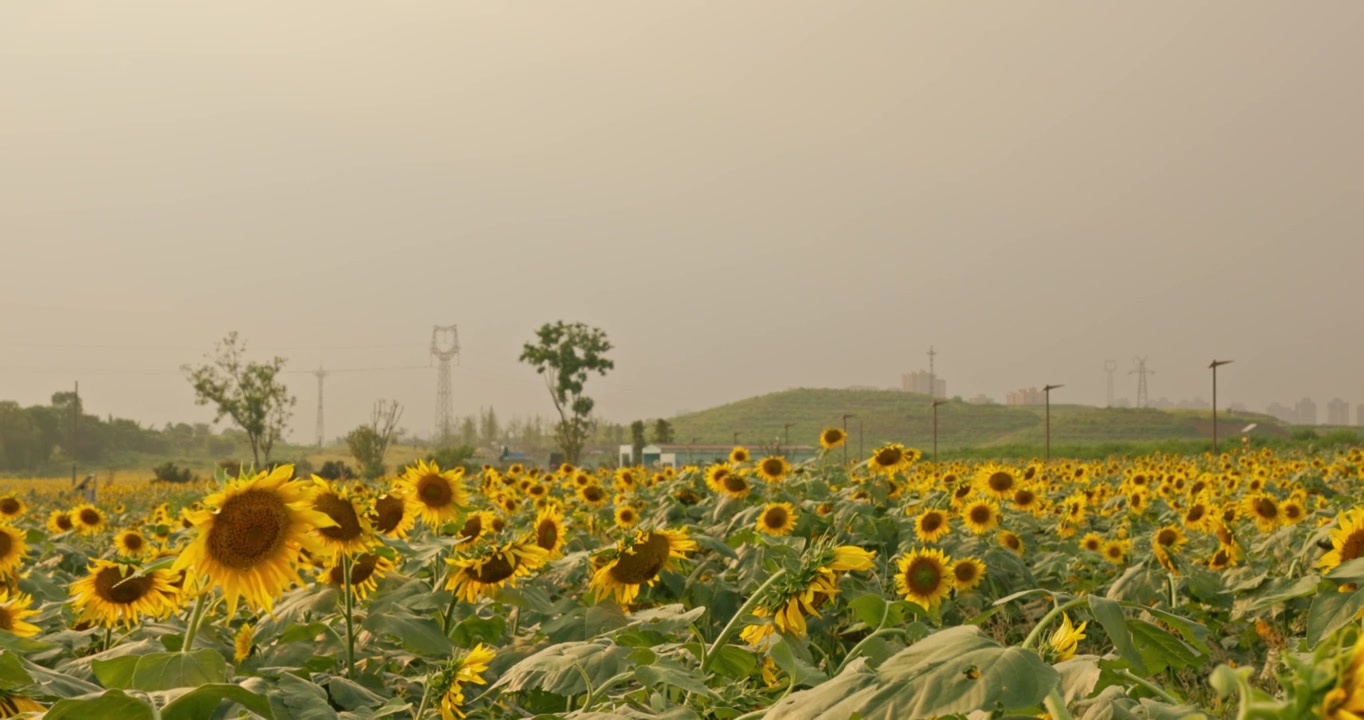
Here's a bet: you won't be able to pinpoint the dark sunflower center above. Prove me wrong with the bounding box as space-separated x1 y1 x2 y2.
608 532 672 585
417 474 454 507
1014 489 1035 506
1212 549 1230 566
56 514 73 531
920 512 944 532
1106 546 1122 559
875 448 904 466
1340 529 1364 562
372 495 406 533
315 493 363 541
762 507 789 529
79 508 101 525
329 553 381 586
969 506 991 524
953 562 979 584
722 474 748 493
122 534 144 552
988 472 1013 492
0 607 14 632
536 519 559 550
905 557 944 594
1187 505 1206 523
733 451 748 461
460 515 484 540
468 553 517 583
1255 498 1278 519
1003 534 1021 549
0 532 11 558
618 509 636 524
0 498 19 515
954 485 972 499
823 430 842 444
1084 538 1100 550
1285 505 1303 521
762 459 785 476
583 486 605 503
94 566 156 605
1157 529 1178 547
206 488 290 569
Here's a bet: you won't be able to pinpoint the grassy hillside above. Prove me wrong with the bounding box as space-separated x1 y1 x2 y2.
667 387 1298 454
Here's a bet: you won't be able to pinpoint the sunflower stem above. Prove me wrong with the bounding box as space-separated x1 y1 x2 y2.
833 601 890 676
702 569 787 674
102 627 112 652
342 553 356 679
1113 668 1182 705
441 584 460 635
181 590 210 653
1043 688 1074 720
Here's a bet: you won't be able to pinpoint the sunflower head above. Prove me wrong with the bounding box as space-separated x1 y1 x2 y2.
579 484 609 508
1045 613 1088 662
896 547 954 610
319 552 396 600
0 526 28 580
532 506 567 558
0 589 41 638
371 491 416 539
70 559 180 629
399 460 468 528
868 443 920 476
729 447 751 464
913 509 951 544
72 504 106 534
961 500 1000 535
614 505 640 529
114 530 151 559
446 539 550 603
311 478 377 555
951 556 987 591
591 528 697 606
756 456 792 484
756 503 797 536
819 428 848 450
0 496 25 520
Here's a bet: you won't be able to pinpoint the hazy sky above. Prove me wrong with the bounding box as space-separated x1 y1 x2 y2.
4 2 1362 442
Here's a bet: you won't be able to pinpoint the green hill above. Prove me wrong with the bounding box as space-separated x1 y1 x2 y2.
666 387 1298 456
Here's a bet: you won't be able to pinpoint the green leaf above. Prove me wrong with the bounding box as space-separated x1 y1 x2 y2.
706 645 759 681
492 640 633 696
160 683 276 720
1128 619 1201 674
362 610 452 656
270 672 340 720
327 676 387 710
1237 574 1321 614
0 650 34 691
765 625 1060 719
1055 656 1101 704
848 594 888 629
770 638 826 688
622 604 706 634
1307 585 1364 646
1326 557 1364 582
635 663 716 698
44 689 157 720
92 649 227 692
450 614 507 648
1087 596 1145 674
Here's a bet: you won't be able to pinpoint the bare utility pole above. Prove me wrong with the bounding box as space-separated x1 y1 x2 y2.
313 364 328 447
927 345 937 398
1104 360 1117 408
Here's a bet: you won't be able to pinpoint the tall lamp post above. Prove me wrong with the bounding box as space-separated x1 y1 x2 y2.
931 400 948 465
841 414 855 466
1209 360 1233 454
1043 384 1063 462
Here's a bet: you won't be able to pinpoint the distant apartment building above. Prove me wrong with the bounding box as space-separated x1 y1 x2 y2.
1327 398 1351 426
1358 404 1364 427
901 370 946 398
1266 402 1297 424
1296 397 1318 425
1006 387 1045 405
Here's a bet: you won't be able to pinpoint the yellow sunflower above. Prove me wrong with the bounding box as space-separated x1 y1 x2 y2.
951 556 987 591
705 465 751 499
234 623 254 663
578 484 609 508
457 511 500 544
591 528 697 606
311 478 377 556
614 505 640 529
0 526 27 581
531 506 566 559
318 552 396 600
961 499 1001 535
756 503 798 536
1102 539 1130 565
438 643 495 720
1243 493 1282 533
913 509 951 544
819 427 847 449
729 447 751 464
1079 532 1104 553
997 530 1025 556
399 460 468 528
896 547 954 610
445 539 549 603
173 464 335 616
977 466 1019 499
70 559 180 629
0 589 40 638
72 504 106 534
0 496 25 521
370 491 417 539
868 443 919 476
46 510 74 535
1153 525 1186 553
114 530 151 559
0 690 43 715
755 456 792 484
1046 613 1088 662
1319 508 1364 572
826 545 877 572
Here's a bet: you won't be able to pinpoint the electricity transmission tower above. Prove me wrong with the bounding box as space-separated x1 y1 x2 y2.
927 346 937 399
313 364 328 447
430 325 460 444
1104 360 1117 408
1130 357 1153 408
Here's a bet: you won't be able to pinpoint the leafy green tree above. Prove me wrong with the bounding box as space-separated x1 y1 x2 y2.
182 332 295 468
519 321 614 465
630 420 647 465
652 418 675 445
347 400 402 479
479 407 501 446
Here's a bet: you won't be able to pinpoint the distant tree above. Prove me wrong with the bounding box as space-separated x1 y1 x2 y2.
479 407 501 447
519 321 614 466
151 461 194 484
347 400 403 479
630 420 647 465
182 332 295 468
317 460 355 481
426 445 478 473
652 419 675 445
458 416 478 447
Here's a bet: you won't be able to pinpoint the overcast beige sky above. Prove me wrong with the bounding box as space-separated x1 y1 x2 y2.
3 2 1362 440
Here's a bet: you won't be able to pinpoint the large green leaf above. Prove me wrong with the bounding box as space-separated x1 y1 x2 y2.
362 609 452 656
1087 596 1145 674
1128 620 1201 674
269 672 340 720
160 683 276 720
1236 574 1321 615
92 649 227 692
1307 585 1364 646
0 650 33 691
635 663 716 698
44 689 157 720
492 640 633 696
764 625 1059 719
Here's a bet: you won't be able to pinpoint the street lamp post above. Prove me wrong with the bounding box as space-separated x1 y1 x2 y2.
841 414 855 466
931 400 948 465
1043 384 1063 462
1209 360 1233 455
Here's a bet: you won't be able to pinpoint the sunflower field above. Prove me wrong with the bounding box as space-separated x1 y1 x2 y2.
2 436 1364 720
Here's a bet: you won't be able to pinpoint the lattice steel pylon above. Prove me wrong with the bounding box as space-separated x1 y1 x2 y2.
1130 357 1153 408
431 325 460 444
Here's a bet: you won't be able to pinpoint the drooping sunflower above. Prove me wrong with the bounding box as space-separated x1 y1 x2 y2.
1319 508 1364 572
311 479 377 556
0 589 40 638
47 509 75 534
868 443 919 476
729 447 751 464
0 690 43 716
399 460 468 528
819 427 847 450
825 545 877 572
896 547 954 610
457 511 500 545
0 496 24 521
0 526 27 581
531 506 566 559
1153 525 1187 553
319 552 397 600
755 456 792 484
913 509 951 544
705 465 751 499
961 499 1001 535
951 556 987 591
114 530 151 559
370 491 416 539
233 623 254 663
591 528 697 606
997 530 1025 556
1244 493 1282 533
614 505 640 529
173 464 335 616
437 643 496 720
72 504 106 534
578 484 609 508
1046 613 1088 662
70 559 180 628
445 539 549 603
756 503 797 536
